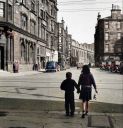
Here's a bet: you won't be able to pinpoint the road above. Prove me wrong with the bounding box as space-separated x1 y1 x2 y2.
0 67 123 104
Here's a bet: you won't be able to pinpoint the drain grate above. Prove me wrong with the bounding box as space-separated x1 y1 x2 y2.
0 111 8 117
88 115 113 128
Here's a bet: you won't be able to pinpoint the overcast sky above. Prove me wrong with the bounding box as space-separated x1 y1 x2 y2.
57 0 122 44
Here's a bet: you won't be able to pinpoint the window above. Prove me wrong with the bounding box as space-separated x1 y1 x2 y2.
29 45 34 61
117 33 121 39
21 14 28 30
0 2 4 17
42 0 45 3
51 36 53 46
117 22 121 29
23 0 26 5
59 37 61 42
117 48 121 52
46 16 48 28
31 0 35 12
8 4 12 20
30 20 36 34
42 27 45 40
105 33 109 40
21 43 26 61
40 10 45 19
105 22 109 29
59 28 62 33
37 47 40 55
46 33 49 46
51 20 54 32
105 44 109 52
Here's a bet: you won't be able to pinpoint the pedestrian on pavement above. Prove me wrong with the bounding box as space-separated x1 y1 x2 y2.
78 65 98 118
60 72 79 117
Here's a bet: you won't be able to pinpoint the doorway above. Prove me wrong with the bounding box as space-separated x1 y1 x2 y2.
0 46 4 70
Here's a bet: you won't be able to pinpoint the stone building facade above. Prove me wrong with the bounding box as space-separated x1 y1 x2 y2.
0 0 58 72
0 0 94 72
71 40 94 66
57 19 72 69
94 5 123 65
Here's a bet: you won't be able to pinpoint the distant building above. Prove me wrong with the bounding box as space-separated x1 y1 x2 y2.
71 41 94 66
94 4 123 65
57 19 71 69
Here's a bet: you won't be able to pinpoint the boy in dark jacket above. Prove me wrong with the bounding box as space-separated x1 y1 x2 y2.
60 72 78 116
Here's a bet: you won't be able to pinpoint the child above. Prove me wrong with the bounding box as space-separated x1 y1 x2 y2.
60 72 78 116
78 65 98 118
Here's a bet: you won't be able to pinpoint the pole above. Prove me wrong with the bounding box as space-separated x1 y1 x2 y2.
6 0 8 71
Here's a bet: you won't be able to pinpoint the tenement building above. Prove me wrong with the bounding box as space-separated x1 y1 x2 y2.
94 4 123 65
0 0 58 72
57 18 72 69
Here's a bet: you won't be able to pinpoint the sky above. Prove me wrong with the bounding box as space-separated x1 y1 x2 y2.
57 0 122 44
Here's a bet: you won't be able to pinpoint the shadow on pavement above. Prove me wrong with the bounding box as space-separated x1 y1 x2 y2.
0 98 122 113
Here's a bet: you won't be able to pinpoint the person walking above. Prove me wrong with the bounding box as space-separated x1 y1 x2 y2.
60 72 78 117
78 65 98 118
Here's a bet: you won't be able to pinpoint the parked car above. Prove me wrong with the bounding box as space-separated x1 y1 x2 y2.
45 61 58 72
100 62 106 70
110 61 120 73
76 62 83 69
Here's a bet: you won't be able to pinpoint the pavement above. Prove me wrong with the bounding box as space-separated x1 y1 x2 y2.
0 69 44 77
0 69 123 128
0 110 123 128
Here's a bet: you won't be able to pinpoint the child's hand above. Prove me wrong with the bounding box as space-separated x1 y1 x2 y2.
95 89 98 93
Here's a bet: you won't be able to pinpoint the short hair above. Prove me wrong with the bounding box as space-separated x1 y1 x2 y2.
82 65 90 74
66 72 72 78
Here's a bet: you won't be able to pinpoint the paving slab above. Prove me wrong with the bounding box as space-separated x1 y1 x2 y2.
88 115 111 128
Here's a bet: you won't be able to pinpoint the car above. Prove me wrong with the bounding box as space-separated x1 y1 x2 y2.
45 61 58 72
76 62 83 69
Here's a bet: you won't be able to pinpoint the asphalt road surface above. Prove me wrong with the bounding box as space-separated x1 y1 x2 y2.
0 67 123 104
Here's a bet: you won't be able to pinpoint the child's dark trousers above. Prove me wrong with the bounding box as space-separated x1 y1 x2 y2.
65 92 75 115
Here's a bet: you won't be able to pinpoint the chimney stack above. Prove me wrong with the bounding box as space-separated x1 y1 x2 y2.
111 4 121 19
